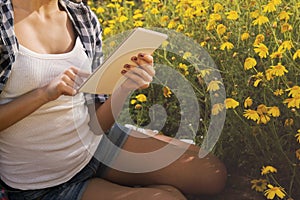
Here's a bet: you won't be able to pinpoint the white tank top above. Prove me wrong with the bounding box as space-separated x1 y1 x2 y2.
0 37 102 190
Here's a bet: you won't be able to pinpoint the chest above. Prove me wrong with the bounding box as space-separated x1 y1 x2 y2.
13 8 76 54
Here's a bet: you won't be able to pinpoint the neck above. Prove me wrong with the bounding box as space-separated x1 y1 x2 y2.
12 0 60 15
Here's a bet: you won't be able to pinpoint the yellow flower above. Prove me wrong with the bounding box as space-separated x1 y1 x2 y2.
136 94 147 102
251 179 268 192
279 40 293 51
134 20 144 27
194 7 207 17
220 41 234 51
273 89 284 96
271 0 282 6
134 9 142 14
207 80 222 92
254 79 262 87
279 11 292 21
176 24 184 32
108 19 116 25
130 99 137 104
293 49 300 60
244 57 257 70
265 69 274 81
268 106 280 117
251 72 264 87
296 149 300 160
119 15 128 23
212 103 225 115
96 7 105 14
261 166 277 175
250 10 260 19
160 15 169 23
295 130 300 143
125 1 135 6
252 15 269 26
254 34 265 45
257 104 268 115
103 27 112 35
200 41 207 47
264 184 286 199
241 32 250 41
270 51 283 59
284 118 294 126
258 114 270 124
163 86 172 98
281 23 293 34
106 3 116 8
210 13 222 21
283 96 300 108
263 2 276 13
206 20 216 31
286 86 300 97
150 8 159 15
254 43 269 58
213 3 224 13
167 20 176 29
133 13 143 20
270 63 288 77
135 104 142 109
243 109 260 122
178 63 189 76
183 52 192 59
225 98 239 109
244 97 253 108
226 10 239 20
216 24 226 35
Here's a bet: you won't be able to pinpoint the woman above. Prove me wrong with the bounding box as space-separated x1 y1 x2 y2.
0 0 227 199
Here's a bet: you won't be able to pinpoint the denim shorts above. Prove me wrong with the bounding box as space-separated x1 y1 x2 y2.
2 123 130 200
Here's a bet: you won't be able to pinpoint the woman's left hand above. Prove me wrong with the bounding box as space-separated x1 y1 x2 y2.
120 53 155 92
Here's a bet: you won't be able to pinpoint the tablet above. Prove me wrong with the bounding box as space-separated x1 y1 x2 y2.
78 28 168 94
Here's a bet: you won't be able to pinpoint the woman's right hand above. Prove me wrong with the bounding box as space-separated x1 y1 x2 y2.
42 66 80 101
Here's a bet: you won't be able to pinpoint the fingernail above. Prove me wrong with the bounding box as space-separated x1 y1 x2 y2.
131 56 138 61
121 70 127 75
138 53 144 58
124 64 131 69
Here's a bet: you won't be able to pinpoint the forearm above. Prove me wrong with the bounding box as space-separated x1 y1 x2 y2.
95 87 130 132
0 88 49 132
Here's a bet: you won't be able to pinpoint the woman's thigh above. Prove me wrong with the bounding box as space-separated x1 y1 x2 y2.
102 130 227 196
81 178 187 200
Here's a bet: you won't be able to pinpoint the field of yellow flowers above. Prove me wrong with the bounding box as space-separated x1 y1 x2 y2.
89 0 300 199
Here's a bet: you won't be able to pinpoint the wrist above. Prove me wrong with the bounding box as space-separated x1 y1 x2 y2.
36 87 51 104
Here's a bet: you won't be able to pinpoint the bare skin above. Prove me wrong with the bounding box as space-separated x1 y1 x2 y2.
81 130 227 199
1 0 227 199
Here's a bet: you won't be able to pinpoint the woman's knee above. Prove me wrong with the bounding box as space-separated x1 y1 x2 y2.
194 155 227 195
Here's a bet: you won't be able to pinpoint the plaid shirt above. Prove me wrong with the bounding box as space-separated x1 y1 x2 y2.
0 0 107 103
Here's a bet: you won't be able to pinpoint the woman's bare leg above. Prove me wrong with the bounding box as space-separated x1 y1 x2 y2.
81 178 187 200
102 129 227 196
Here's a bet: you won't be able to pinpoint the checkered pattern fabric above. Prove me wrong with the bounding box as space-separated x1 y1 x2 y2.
0 0 107 103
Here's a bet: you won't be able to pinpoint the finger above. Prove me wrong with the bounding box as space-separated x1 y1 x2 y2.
64 67 84 87
138 53 153 64
64 68 77 81
133 67 153 82
57 81 77 96
124 67 153 83
131 54 154 65
122 70 151 89
61 74 76 88
62 86 77 96
131 54 155 77
76 70 91 86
